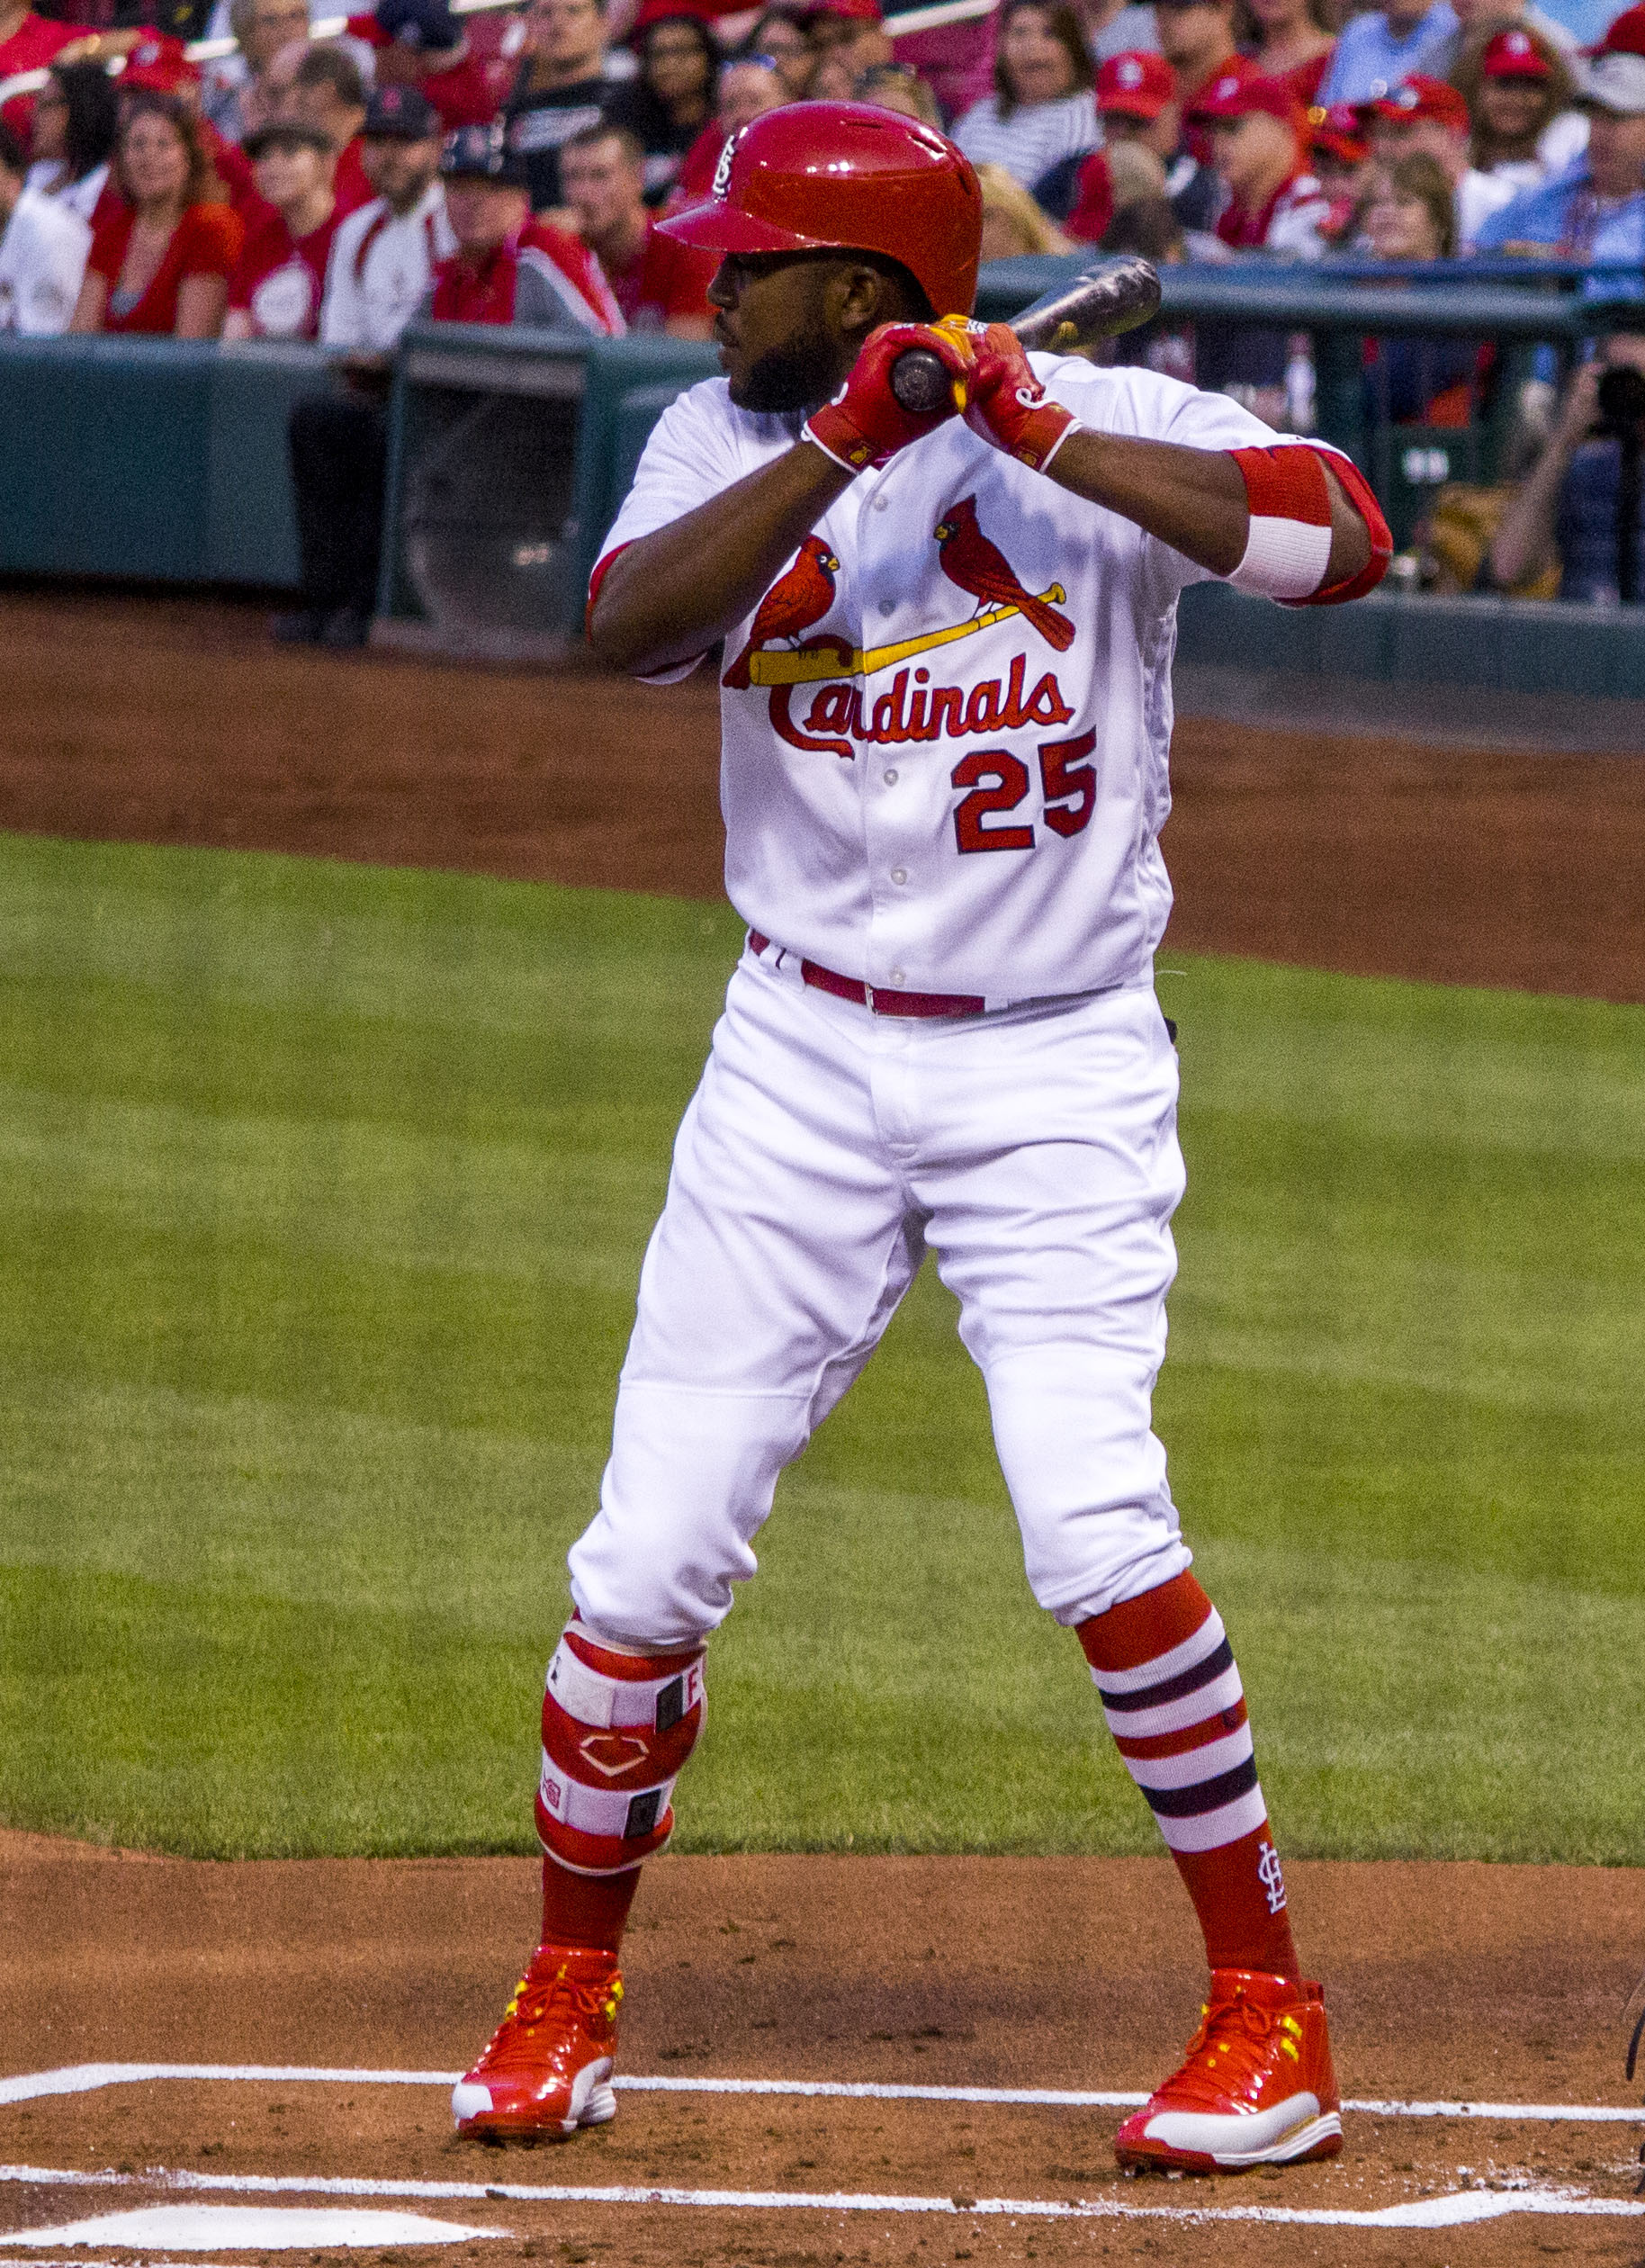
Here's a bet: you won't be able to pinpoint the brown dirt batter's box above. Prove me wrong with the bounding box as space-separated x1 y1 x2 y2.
5 1843 1645 2265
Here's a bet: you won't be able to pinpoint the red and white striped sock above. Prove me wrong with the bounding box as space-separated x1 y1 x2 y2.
535 1619 706 1956
1078 1570 1299 1979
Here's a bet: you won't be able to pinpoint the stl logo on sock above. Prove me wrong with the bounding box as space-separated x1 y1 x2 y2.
1257 1840 1289 1915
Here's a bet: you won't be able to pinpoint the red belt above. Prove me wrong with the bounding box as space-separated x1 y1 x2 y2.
747 932 984 1018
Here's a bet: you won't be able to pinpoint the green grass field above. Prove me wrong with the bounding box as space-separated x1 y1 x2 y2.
1 832 1640 1866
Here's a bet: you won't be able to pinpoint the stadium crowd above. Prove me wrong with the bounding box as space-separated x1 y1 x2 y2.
4 0 1645 616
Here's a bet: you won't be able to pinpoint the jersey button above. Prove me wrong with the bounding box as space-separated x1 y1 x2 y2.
872 495 888 512
891 866 907 885
879 600 894 616
883 768 898 785
890 968 905 986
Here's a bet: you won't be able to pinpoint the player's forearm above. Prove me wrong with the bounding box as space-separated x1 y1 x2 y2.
1046 431 1371 588
589 441 855 675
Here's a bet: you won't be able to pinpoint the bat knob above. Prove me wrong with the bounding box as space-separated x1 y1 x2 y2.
889 347 954 417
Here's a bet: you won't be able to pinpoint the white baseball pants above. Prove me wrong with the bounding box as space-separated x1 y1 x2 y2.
568 942 1193 1648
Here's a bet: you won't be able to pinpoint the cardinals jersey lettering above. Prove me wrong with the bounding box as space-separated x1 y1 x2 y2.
596 358 1343 1004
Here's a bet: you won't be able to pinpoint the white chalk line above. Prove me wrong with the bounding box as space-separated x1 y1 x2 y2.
3 2063 1641 2123
1 2159 1643 2233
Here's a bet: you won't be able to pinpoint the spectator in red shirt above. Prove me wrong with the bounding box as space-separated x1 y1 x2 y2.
1236 0 1335 110
225 117 338 337
350 0 513 132
282 43 375 214
113 34 280 234
1052 48 1223 231
70 94 241 335
0 0 93 141
1194 62 1331 250
0 0 86 81
560 119 711 333
430 118 624 328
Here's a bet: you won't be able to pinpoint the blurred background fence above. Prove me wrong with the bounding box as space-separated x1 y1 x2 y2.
6 256 1645 688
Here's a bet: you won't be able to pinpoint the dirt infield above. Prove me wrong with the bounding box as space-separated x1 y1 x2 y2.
4 587 1645 1002
3 584 1644 2263
5 1833 1645 2265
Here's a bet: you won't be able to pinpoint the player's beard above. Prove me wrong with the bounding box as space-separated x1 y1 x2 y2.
727 313 843 417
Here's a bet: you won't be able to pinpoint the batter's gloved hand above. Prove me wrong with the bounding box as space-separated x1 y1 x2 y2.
962 322 1083 474
805 317 975 474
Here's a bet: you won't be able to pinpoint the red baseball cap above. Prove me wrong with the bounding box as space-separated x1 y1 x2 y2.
1482 26 1551 76
1191 63 1304 131
1371 73 1470 130
121 33 200 92
1590 1 1645 56
802 0 884 22
632 0 722 27
1309 101 1367 161
1096 50 1176 119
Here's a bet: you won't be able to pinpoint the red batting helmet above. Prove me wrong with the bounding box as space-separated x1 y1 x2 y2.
655 101 983 319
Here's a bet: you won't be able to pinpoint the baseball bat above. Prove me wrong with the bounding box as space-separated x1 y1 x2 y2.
888 256 1162 417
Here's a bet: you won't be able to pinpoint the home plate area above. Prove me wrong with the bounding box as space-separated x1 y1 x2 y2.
6 1848 1645 2267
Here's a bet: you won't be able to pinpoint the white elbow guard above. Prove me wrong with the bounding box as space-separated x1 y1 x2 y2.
1227 444 1334 600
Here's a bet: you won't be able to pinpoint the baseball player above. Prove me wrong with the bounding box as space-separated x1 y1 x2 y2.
453 102 1390 2175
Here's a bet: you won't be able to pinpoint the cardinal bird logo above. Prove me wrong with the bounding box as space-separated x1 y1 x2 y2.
932 497 1075 652
723 535 841 688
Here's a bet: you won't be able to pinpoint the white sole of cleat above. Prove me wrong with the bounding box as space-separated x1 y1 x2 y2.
1121 2109 1343 2174
1205 2110 1343 2168
450 2059 617 2139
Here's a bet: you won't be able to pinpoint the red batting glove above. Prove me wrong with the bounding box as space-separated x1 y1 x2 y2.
963 322 1083 474
805 320 975 474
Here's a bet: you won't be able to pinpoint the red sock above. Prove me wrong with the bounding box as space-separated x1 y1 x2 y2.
1078 1570 1299 1980
540 1854 641 1956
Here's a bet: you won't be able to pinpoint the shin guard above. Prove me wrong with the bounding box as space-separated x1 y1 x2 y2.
535 1622 706 1877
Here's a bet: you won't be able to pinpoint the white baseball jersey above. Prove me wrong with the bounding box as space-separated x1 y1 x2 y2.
320 184 456 355
598 357 1331 1006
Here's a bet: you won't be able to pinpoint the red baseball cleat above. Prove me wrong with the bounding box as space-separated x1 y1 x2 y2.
1114 1969 1343 2173
451 1943 624 2139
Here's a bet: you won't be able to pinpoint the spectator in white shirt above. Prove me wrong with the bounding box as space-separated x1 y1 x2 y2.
319 81 453 350
954 0 1101 195
0 118 90 333
24 59 116 226
279 85 453 650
